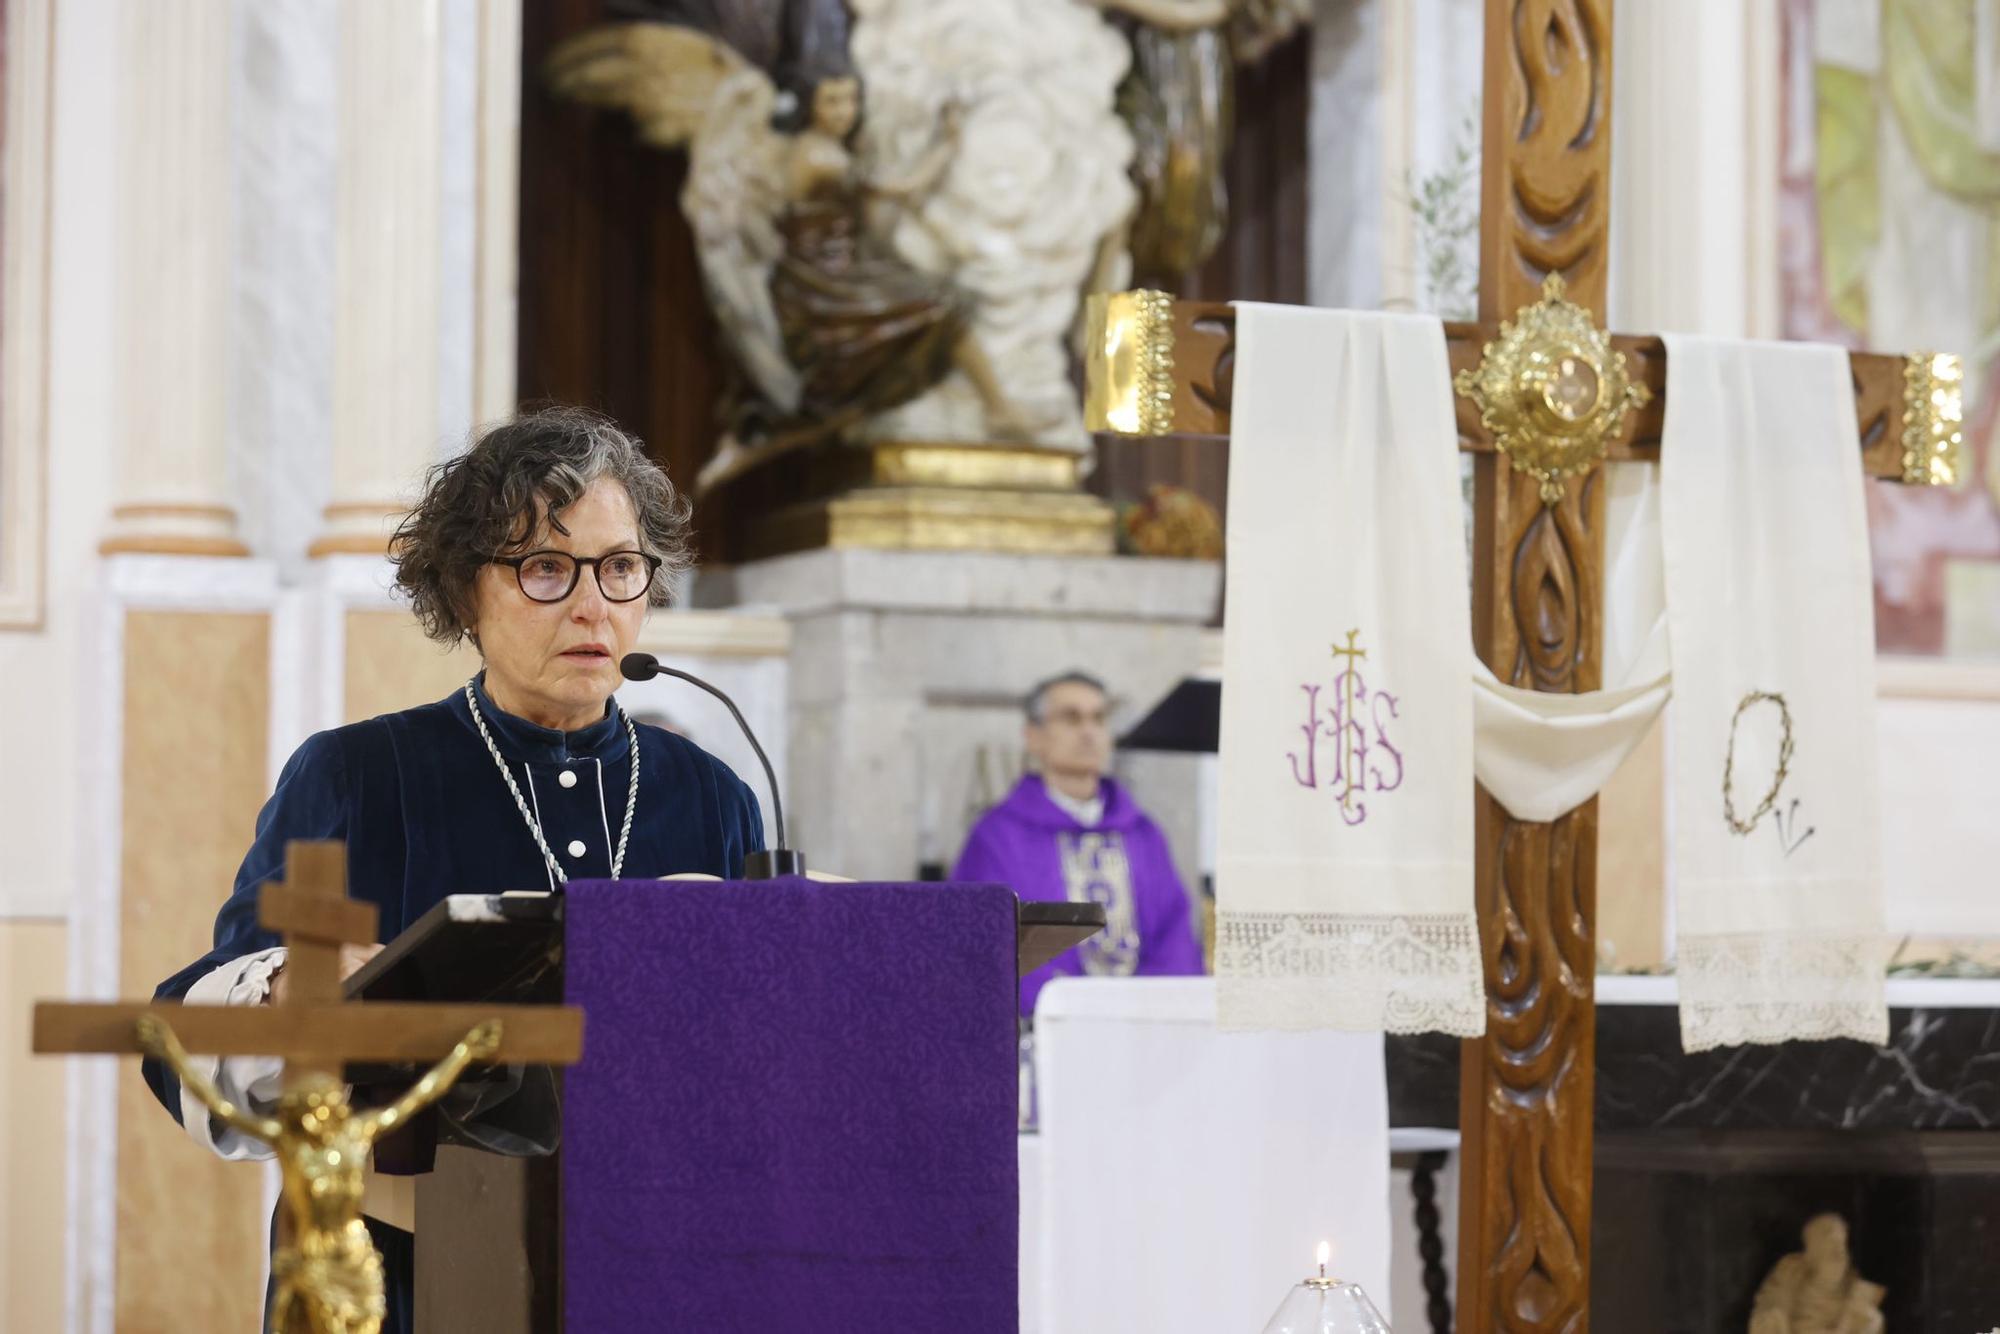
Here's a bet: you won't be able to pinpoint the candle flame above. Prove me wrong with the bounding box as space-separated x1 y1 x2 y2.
1317 1240 1331 1273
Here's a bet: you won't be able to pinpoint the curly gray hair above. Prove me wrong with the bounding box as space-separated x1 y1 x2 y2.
391 407 693 646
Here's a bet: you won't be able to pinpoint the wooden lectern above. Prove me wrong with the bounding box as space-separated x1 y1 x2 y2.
349 884 1102 1333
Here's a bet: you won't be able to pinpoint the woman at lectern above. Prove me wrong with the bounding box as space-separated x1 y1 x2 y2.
138 407 765 1332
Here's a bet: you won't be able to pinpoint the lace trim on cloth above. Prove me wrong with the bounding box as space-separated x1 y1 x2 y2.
1214 911 1487 1036
1676 932 1890 1053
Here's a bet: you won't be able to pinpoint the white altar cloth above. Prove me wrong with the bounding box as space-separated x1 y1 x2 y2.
1023 978 1392 1333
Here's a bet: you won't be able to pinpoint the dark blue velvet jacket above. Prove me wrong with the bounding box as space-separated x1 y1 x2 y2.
142 674 765 1124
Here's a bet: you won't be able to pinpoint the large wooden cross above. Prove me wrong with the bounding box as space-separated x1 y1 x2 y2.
1085 3 1956 1329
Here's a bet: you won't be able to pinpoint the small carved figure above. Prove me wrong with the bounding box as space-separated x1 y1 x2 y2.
1090 0 1310 285
136 1014 503 1334
1748 1213 1885 1334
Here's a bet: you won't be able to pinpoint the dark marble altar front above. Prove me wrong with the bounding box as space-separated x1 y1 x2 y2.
1386 987 2000 1333
1388 1001 2000 1132
1593 1131 2000 1334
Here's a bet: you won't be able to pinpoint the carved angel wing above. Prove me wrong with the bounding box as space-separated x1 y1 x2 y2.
544 22 748 149
548 21 798 412
681 69 800 413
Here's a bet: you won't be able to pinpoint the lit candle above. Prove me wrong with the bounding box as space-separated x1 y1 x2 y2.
1254 1238 1392 1333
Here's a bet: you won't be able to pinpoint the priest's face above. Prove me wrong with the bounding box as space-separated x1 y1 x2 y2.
471 476 649 732
1026 680 1112 786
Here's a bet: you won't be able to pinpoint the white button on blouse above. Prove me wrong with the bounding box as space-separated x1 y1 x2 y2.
567 839 587 858
558 769 578 789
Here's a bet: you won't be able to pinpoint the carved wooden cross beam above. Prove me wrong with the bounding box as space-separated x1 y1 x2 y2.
1083 2 1960 1329
1086 294 1943 484
33 839 584 1080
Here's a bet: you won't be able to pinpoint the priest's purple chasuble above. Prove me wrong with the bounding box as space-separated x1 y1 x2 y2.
562 878 1020 1332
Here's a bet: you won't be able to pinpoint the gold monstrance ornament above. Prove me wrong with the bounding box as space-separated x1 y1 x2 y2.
33 841 586 1334
1452 273 1651 505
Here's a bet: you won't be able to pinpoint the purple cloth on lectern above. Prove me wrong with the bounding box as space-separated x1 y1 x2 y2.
953 775 1203 1016
562 878 1019 1333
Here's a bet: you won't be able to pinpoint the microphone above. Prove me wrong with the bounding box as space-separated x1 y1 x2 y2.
620 652 805 880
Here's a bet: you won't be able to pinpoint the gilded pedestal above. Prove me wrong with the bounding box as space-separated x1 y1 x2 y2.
722 441 1116 561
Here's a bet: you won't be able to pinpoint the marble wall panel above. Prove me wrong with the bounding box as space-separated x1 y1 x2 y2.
344 608 479 724
788 695 925 880
1389 1001 2000 1134
914 695 1022 873
115 611 271 1331
1 920 68 1334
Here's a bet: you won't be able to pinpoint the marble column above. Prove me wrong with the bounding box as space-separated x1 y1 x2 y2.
472 0 522 425
311 0 443 556
1607 0 1771 337
99 0 245 556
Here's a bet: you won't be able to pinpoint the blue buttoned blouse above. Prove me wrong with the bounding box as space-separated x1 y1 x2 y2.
142 672 765 1120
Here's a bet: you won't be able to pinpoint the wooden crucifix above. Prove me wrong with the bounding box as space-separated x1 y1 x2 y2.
33 840 585 1334
1083 2 1959 1330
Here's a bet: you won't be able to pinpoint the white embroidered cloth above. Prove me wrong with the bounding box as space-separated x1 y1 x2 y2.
1660 334 1888 1051
1215 305 1484 1035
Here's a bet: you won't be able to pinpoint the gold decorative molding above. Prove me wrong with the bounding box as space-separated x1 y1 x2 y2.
1084 289 1176 437
99 534 253 558
1901 352 1964 487
110 503 239 520
309 501 403 558
725 438 1115 561
306 534 395 558
865 441 1084 492
1453 273 1649 504
754 487 1115 559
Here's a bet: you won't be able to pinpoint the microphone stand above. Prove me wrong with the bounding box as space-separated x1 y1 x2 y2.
620 653 805 880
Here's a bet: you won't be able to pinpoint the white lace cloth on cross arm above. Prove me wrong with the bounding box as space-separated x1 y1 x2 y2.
1658 334 1887 1050
1215 305 1484 1036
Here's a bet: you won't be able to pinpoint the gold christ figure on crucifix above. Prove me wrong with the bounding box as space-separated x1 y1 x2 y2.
136 1014 502 1334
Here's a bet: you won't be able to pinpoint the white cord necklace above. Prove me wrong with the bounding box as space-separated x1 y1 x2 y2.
465 678 640 885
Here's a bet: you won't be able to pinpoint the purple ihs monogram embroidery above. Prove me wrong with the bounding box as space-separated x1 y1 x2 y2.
1286 628 1404 825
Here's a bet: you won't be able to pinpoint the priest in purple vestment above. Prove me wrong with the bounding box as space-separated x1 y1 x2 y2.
953 670 1203 1016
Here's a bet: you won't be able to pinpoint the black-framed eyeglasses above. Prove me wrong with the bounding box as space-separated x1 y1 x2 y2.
491 550 661 604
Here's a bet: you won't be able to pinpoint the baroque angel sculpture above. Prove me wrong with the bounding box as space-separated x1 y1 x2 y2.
548 0 1306 485
137 1014 503 1334
550 22 1048 488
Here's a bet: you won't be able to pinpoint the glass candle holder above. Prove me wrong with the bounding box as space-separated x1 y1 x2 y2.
1257 1277 1392 1334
